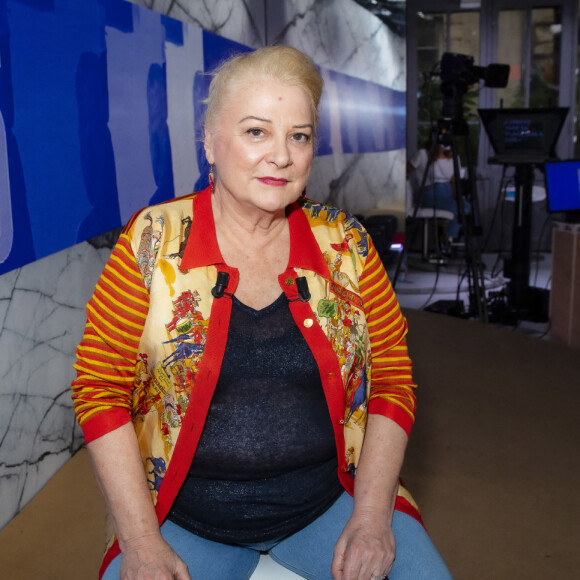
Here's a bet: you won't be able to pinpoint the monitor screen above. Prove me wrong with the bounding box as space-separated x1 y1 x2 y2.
503 119 546 151
478 107 568 162
545 160 580 213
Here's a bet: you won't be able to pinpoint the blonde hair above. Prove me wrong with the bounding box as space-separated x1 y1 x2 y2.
204 45 323 132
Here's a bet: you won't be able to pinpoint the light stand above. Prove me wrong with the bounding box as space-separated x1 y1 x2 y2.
507 163 534 311
488 160 547 323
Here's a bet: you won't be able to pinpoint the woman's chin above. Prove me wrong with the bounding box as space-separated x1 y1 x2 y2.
253 189 301 213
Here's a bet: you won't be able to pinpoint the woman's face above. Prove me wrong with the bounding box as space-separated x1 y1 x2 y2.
204 78 315 216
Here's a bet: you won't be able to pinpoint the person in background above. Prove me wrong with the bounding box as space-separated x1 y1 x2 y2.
407 133 471 252
72 45 452 580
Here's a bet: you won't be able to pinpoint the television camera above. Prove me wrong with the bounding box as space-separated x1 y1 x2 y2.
395 53 510 323
439 52 510 123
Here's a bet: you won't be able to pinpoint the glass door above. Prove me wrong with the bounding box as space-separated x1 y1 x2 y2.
415 11 481 151
496 7 562 109
407 0 578 254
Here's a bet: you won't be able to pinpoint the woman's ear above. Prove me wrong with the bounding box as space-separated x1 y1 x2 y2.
204 127 215 165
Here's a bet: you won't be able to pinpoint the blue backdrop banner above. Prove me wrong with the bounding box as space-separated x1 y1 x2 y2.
0 0 405 275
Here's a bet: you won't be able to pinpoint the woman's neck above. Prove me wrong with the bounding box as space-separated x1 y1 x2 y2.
211 188 288 242
210 190 292 310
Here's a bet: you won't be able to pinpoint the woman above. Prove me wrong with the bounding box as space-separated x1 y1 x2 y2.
72 46 451 580
407 135 471 246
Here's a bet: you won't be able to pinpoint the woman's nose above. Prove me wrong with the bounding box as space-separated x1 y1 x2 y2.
267 136 292 168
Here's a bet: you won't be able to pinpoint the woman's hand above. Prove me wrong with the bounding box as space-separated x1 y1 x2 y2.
120 533 191 580
331 414 409 580
331 509 394 580
87 424 190 579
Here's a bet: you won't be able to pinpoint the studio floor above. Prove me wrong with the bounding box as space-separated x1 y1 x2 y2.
387 249 553 339
384 248 580 580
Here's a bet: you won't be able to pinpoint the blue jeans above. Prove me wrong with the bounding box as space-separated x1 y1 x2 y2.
103 492 452 579
421 182 471 239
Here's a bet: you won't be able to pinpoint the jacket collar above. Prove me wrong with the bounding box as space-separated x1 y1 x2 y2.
180 187 330 279
180 187 223 270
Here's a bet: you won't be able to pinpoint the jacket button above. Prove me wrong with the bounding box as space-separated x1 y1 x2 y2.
285 276 295 286
303 318 314 328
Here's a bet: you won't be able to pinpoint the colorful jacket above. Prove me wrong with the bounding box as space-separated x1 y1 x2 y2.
71 187 420 577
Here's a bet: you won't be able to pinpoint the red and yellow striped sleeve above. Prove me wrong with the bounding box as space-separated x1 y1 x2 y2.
359 237 417 435
71 231 149 443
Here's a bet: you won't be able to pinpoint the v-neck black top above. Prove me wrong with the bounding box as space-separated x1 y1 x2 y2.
168 293 342 543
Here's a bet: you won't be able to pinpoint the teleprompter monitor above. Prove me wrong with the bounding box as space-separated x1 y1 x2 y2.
478 107 568 165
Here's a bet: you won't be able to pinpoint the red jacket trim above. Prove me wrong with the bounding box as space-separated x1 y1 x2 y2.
81 407 132 445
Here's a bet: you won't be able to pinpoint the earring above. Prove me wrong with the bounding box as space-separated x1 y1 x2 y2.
208 164 215 192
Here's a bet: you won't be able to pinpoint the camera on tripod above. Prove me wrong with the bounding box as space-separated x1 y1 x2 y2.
440 52 510 92
438 52 510 122
400 53 510 322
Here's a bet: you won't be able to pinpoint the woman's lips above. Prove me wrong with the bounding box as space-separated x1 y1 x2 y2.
258 177 289 186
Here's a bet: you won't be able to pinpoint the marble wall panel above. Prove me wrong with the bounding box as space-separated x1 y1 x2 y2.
0 239 113 529
128 0 266 48
266 0 406 89
309 149 405 215
267 0 407 217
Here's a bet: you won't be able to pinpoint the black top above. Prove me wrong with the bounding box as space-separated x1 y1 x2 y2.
168 293 343 543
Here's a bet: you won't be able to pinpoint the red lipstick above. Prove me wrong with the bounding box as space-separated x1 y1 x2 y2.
258 177 289 186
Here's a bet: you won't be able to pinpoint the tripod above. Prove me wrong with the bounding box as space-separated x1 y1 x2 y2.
394 119 489 322
449 119 488 322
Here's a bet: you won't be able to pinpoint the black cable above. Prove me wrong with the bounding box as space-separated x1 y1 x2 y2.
455 268 467 304
537 319 552 339
533 212 551 287
491 179 511 279
419 265 442 311
484 170 510 290
536 274 553 339
483 166 508 252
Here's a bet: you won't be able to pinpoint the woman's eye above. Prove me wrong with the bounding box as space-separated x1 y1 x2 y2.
293 132 311 143
247 128 263 137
